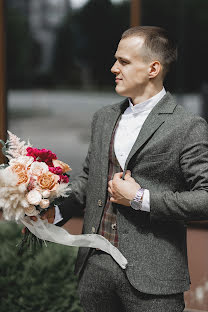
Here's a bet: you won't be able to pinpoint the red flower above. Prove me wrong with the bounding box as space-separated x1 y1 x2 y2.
26 147 40 160
26 147 57 166
49 166 63 175
59 175 69 183
27 176 36 191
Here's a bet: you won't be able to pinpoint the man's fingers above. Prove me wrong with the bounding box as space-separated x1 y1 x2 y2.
113 172 123 180
125 170 131 176
109 197 117 203
30 216 38 222
22 227 26 234
108 186 113 195
40 206 55 221
48 217 54 224
124 170 132 180
40 211 49 220
113 171 132 181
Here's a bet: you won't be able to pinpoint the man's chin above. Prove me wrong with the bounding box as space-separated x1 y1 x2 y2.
115 86 128 97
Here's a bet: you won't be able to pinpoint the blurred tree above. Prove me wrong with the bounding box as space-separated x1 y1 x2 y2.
141 0 208 93
52 13 81 88
182 0 208 92
5 0 208 92
0 222 83 312
141 0 181 92
5 7 39 89
69 0 130 89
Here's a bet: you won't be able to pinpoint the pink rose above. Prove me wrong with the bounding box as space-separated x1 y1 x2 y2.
42 190 51 198
30 161 49 176
26 189 42 205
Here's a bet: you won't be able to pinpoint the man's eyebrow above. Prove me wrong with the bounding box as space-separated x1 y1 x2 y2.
114 55 130 62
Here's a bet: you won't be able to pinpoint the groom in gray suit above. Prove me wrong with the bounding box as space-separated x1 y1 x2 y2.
49 26 208 311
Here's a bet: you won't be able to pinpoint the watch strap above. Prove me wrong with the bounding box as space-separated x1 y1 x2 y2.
130 188 144 210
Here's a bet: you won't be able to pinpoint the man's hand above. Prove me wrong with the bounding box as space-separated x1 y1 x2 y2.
22 206 55 234
40 205 56 223
108 170 141 206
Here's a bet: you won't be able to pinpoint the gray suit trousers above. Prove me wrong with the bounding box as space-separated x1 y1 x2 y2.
78 251 185 312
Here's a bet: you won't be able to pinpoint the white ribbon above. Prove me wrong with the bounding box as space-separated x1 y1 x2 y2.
21 216 128 269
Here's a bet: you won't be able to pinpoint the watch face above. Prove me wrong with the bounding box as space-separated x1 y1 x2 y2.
131 200 141 210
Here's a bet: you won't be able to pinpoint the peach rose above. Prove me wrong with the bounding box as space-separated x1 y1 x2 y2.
17 171 29 185
10 163 29 185
52 159 71 173
11 163 25 173
26 189 42 205
39 199 50 209
30 161 49 176
25 205 39 217
37 172 59 190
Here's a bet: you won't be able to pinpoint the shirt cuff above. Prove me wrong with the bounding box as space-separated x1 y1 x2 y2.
53 205 63 224
140 189 150 212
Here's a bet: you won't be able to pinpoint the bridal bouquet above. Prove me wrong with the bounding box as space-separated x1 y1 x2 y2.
0 131 128 269
0 131 71 253
0 131 71 222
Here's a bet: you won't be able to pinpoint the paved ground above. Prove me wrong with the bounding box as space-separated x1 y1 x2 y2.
8 90 202 177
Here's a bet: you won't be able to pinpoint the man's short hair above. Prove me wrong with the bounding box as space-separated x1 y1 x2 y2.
121 26 177 78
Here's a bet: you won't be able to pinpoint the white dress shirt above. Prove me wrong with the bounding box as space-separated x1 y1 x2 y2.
114 87 166 212
54 88 166 223
54 204 63 224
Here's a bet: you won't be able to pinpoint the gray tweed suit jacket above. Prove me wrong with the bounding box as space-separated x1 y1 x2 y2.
60 92 208 295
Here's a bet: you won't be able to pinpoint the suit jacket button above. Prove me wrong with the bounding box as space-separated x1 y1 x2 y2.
98 199 103 207
111 223 117 230
92 227 96 233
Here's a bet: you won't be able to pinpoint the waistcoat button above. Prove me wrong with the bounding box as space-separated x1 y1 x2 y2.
111 223 117 230
91 227 96 233
98 199 102 207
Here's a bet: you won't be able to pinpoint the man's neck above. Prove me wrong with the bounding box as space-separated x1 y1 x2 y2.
130 84 164 106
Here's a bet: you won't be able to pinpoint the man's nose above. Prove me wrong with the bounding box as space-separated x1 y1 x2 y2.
111 61 120 74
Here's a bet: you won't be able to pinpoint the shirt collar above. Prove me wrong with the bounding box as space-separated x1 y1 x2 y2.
128 87 166 114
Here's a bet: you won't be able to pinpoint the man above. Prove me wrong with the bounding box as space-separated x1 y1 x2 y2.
46 26 208 311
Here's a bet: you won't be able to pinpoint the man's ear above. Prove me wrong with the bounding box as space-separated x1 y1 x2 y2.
148 61 162 79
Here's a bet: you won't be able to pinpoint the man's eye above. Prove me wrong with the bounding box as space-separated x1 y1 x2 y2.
120 60 128 65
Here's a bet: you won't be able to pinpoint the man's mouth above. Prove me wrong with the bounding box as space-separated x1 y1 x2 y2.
115 77 122 82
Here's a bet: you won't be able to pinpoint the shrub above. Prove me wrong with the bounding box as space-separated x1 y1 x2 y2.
0 221 83 312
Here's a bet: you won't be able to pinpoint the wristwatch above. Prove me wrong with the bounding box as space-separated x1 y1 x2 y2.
130 188 144 210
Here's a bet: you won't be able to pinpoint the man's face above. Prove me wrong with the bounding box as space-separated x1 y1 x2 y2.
111 36 150 100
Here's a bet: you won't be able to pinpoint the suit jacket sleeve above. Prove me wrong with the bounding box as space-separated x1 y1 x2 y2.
57 112 98 226
150 116 208 222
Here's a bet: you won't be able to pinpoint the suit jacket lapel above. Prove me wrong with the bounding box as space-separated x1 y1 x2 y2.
121 92 177 173
101 92 177 179
100 99 129 185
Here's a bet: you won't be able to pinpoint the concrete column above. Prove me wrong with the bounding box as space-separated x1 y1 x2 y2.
130 0 141 27
0 0 7 164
